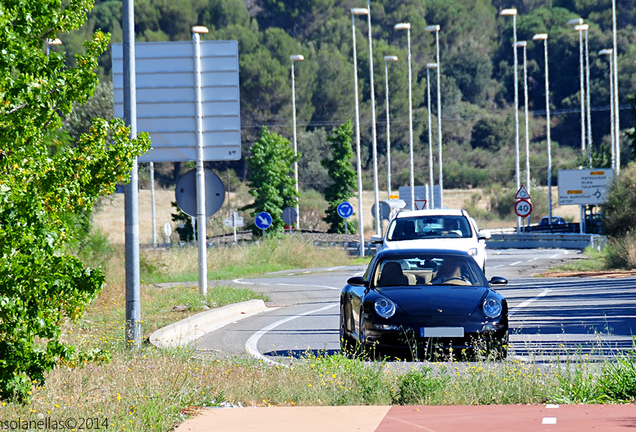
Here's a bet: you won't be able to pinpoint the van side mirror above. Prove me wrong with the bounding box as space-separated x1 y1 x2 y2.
478 230 491 240
370 234 384 244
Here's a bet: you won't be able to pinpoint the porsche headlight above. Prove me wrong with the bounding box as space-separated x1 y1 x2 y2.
467 247 478 256
482 298 502 318
374 298 396 318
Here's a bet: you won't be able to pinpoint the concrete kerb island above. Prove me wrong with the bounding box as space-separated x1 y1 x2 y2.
149 299 268 348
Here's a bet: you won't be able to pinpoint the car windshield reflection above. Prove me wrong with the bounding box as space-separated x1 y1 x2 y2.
386 216 473 241
373 256 485 288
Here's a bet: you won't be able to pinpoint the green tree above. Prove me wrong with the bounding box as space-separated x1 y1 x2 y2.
602 164 636 237
470 115 514 152
243 127 298 234
322 122 357 233
0 0 149 401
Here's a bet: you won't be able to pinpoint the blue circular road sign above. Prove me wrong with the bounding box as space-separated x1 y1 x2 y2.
255 212 273 230
337 202 354 219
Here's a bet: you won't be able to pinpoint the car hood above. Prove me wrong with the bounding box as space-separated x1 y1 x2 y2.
384 238 478 251
378 286 488 316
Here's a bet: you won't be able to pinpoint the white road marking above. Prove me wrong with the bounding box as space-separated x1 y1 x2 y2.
233 278 339 290
509 261 523 266
492 264 504 268
327 266 345 271
510 288 552 316
550 253 562 259
245 303 338 366
232 278 250 285
542 417 557 425
302 270 311 274
546 404 560 409
529 257 540 262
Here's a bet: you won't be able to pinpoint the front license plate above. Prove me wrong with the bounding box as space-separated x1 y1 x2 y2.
421 327 464 338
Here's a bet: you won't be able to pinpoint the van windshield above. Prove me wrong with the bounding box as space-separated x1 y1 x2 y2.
387 216 473 241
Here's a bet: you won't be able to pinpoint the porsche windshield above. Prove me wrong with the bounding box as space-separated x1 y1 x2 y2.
373 255 486 287
386 216 473 241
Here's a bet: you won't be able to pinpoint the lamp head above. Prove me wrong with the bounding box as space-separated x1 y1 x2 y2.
424 25 440 32
598 49 613 56
351 8 369 16
567 18 584 26
290 54 305 62
192 26 209 34
394 22 411 31
426 63 438 69
514 41 527 48
47 38 62 45
532 33 548 41
384 55 398 62
500 8 517 16
574 24 589 31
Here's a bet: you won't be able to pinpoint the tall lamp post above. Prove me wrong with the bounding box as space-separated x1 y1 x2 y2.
568 19 586 158
290 54 304 230
574 23 592 162
500 8 521 233
384 55 398 199
425 24 443 208
362 0 381 236
599 49 615 170
426 63 438 210
351 8 368 257
44 38 62 55
515 41 530 201
394 22 414 210
533 33 553 226
611 0 620 174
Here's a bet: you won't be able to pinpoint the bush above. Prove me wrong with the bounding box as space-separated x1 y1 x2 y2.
602 164 636 237
392 367 448 405
604 231 636 270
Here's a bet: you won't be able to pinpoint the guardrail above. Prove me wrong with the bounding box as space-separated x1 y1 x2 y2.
486 233 606 250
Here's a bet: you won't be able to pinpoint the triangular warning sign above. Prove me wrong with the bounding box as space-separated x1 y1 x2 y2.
415 199 427 210
515 185 531 200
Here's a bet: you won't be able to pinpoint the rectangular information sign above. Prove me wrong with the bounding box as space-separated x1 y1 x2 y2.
558 169 615 205
112 40 241 162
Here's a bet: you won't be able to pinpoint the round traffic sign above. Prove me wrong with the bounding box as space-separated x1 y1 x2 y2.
175 169 225 217
514 199 533 218
282 207 298 225
255 212 273 230
337 202 354 219
371 201 391 221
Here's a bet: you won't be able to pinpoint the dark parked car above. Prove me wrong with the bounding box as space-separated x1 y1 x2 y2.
539 216 567 226
340 249 508 360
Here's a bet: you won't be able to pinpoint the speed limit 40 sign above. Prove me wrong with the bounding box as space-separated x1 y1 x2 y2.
514 199 533 218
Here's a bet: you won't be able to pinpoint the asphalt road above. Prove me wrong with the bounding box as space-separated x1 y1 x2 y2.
194 249 636 363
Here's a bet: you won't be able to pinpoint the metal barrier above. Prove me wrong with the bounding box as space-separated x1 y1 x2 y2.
486 233 605 250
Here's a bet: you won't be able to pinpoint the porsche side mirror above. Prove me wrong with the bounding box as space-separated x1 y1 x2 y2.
478 230 491 240
370 234 384 244
489 276 508 286
347 276 367 287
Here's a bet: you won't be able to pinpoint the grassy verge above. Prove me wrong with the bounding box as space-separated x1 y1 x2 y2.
139 237 358 284
543 247 607 273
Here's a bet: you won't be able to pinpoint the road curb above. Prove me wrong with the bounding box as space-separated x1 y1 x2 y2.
149 299 268 348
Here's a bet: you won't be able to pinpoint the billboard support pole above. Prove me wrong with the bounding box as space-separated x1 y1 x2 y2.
193 28 208 296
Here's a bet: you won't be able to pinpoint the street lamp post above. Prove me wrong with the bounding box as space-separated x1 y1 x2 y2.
533 33 553 226
568 19 586 159
599 49 615 170
351 8 368 257
364 0 381 236
515 41 530 201
425 24 443 208
290 54 304 230
500 8 521 233
384 55 398 200
426 63 438 210
611 0 620 174
44 38 62 56
394 22 414 210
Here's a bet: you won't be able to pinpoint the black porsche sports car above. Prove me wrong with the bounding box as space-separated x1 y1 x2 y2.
340 248 509 360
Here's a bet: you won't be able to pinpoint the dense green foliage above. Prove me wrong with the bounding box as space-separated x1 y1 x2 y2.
57 0 636 192
322 122 357 233
242 128 298 234
0 0 149 401
602 163 636 237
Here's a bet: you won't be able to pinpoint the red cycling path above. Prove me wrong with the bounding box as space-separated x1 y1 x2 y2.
175 403 636 431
